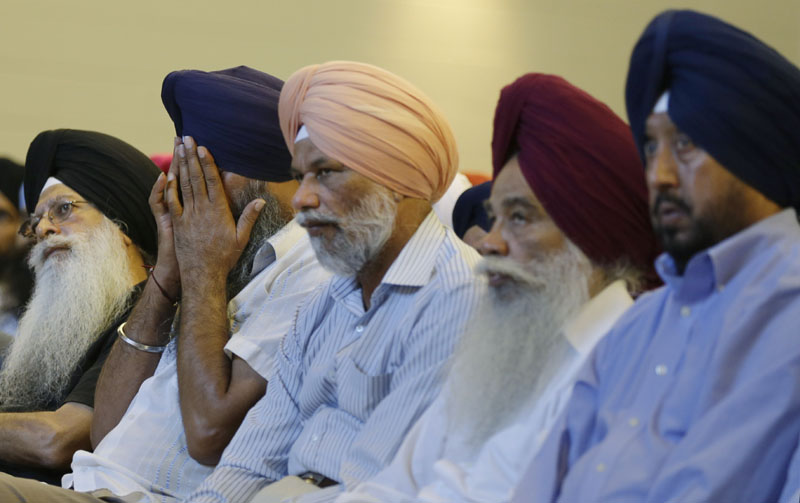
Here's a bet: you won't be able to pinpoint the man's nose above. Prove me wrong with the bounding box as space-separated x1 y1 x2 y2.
477 222 509 257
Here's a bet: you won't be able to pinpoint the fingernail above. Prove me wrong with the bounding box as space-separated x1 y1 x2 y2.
178 145 186 157
168 172 176 182
255 199 266 210
174 137 181 146
198 147 206 158
183 136 192 148
158 172 165 180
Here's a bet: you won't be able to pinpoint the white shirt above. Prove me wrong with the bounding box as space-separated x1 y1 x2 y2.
64 219 331 503
319 280 633 503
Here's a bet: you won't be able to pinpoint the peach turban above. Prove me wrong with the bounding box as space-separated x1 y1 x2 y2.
278 61 458 202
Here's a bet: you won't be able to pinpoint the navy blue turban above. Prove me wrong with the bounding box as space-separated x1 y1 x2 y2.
626 9 800 209
452 181 492 239
162 66 292 182
0 158 24 209
24 129 160 257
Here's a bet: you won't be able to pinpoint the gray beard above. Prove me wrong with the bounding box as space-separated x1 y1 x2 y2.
226 181 291 300
297 186 397 277
0 218 136 411
444 240 592 460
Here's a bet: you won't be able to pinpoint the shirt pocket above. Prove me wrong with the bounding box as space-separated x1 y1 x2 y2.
337 356 392 420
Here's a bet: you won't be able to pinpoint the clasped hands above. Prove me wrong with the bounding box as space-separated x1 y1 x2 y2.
147 136 266 300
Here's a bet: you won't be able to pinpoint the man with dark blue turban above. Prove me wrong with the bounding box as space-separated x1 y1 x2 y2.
0 67 330 502
510 10 800 503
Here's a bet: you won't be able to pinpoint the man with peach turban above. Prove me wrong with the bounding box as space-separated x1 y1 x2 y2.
184 61 484 503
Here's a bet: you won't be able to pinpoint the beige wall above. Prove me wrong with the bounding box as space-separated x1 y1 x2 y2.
2 0 798 176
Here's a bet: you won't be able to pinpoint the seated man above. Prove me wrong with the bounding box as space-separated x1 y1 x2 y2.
329 74 660 503
0 158 33 340
184 60 484 503
54 67 325 503
512 10 800 502
0 130 159 482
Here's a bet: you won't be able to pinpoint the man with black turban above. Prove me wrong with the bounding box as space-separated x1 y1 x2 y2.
512 11 800 502
0 66 333 503
0 130 157 483
0 158 33 341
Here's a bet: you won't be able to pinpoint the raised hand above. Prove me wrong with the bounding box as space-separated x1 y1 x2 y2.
164 136 265 290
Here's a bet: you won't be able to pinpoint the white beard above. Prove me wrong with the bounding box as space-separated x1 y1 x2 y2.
445 240 593 460
297 187 397 277
0 218 136 411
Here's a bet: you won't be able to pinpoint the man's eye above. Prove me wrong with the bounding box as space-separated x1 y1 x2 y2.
643 140 658 158
510 212 528 224
675 134 694 151
54 202 72 218
316 169 333 180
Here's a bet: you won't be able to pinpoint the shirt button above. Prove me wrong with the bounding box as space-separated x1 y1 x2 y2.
311 434 319 442
680 306 691 317
628 417 639 427
596 463 606 473
655 364 668 376
355 325 364 333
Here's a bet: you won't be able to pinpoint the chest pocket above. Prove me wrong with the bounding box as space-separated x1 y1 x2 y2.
337 356 392 419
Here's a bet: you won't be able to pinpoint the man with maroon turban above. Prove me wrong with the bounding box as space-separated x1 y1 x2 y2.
322 73 659 503
181 60 484 503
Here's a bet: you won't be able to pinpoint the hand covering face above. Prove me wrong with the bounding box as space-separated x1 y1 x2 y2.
162 66 293 182
278 60 459 202
626 9 800 209
24 129 160 257
493 73 660 286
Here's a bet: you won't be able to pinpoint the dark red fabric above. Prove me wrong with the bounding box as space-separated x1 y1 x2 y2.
492 74 660 287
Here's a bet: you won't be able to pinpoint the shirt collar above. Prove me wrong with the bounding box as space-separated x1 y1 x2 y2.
249 219 306 278
656 208 800 298
381 211 445 287
562 280 633 355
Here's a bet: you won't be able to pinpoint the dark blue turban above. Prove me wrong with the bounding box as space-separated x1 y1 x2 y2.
24 129 160 257
162 66 292 182
452 181 492 239
626 9 800 209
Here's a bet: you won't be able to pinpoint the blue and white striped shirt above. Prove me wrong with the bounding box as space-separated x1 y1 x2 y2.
187 212 484 503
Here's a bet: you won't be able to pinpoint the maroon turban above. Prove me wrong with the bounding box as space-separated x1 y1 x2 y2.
492 74 660 287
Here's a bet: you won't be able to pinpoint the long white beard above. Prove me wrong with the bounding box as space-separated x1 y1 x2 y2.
297 187 397 277
0 218 136 411
445 240 593 459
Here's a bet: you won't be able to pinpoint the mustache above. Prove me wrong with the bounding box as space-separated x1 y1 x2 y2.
296 209 341 227
652 192 691 216
476 256 546 289
28 235 77 270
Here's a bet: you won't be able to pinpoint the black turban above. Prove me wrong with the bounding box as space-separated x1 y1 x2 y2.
452 181 492 239
24 129 160 257
626 9 800 209
0 158 24 209
161 66 292 182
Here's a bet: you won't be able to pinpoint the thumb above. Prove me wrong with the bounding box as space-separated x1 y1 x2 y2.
236 198 266 246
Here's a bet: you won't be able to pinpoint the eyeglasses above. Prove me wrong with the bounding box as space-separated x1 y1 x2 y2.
19 199 89 238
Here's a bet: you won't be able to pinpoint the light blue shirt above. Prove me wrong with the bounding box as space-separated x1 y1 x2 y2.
513 209 800 503
188 212 483 503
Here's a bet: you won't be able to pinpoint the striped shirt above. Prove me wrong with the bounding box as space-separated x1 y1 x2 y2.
187 212 484 503
65 220 330 503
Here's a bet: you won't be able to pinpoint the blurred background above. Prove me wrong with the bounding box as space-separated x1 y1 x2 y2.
2 0 798 176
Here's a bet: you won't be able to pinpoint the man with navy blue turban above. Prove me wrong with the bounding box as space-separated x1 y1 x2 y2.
0 66 330 503
510 10 800 503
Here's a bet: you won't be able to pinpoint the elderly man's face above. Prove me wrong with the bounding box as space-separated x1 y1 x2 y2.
0 192 21 257
643 112 773 272
479 156 568 287
290 138 397 276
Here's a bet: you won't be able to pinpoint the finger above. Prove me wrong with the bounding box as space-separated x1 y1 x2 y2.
149 173 167 217
177 142 194 209
236 198 266 248
182 136 208 201
165 170 184 219
197 146 223 203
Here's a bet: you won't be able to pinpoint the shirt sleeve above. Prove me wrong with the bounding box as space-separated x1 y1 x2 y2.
62 322 118 408
186 302 311 503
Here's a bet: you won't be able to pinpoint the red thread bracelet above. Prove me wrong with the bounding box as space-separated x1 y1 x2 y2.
142 265 180 305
